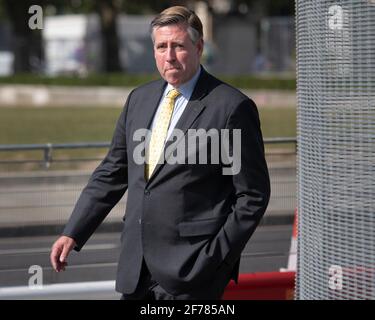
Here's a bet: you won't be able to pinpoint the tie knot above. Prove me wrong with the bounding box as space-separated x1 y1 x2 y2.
166 88 180 100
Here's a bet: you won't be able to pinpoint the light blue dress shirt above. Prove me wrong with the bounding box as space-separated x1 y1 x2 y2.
150 66 202 141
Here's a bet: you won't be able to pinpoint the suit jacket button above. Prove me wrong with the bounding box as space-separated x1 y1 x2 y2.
144 190 150 196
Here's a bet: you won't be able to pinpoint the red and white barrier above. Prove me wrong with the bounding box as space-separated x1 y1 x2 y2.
222 271 295 300
280 208 298 272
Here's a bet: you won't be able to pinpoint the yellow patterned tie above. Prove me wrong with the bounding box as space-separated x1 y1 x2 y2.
145 88 180 180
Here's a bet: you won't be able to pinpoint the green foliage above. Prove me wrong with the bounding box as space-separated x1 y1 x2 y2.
233 0 295 16
0 107 122 144
0 73 296 90
0 105 295 145
221 75 296 90
258 107 296 138
0 0 5 19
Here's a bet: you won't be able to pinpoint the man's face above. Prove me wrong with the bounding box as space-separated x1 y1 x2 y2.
153 23 203 87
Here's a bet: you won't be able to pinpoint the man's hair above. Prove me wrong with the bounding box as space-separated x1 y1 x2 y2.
150 6 203 44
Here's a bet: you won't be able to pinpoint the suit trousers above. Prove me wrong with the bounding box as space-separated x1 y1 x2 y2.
120 258 232 300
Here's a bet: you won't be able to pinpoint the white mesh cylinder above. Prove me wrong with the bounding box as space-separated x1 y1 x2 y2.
296 0 375 299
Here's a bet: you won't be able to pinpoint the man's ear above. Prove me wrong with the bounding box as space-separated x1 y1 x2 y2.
197 38 204 56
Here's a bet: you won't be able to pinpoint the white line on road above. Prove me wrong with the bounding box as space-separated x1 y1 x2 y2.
0 280 116 299
0 243 119 255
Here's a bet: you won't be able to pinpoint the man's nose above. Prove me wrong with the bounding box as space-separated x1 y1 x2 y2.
166 47 176 62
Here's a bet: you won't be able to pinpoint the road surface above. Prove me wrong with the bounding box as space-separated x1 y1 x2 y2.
0 225 293 299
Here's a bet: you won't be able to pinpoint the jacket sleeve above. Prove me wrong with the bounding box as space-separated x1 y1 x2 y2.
62 92 132 251
204 97 271 267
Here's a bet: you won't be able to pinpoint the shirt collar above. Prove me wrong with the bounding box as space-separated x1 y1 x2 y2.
165 65 201 100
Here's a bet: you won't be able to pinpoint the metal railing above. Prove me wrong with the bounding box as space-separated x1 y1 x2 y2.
0 142 110 169
0 137 297 169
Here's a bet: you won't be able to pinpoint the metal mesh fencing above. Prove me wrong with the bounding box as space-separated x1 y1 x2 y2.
296 0 375 299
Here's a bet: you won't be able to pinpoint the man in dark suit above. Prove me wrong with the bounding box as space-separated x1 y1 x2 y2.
50 6 270 300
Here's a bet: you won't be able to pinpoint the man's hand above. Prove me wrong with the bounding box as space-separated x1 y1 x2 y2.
50 236 76 272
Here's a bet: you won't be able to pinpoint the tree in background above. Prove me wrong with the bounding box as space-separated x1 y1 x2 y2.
238 0 294 16
0 0 173 73
1 0 45 73
93 0 174 72
95 0 121 72
0 0 294 74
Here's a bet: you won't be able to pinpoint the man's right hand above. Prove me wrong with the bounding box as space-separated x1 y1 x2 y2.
50 236 76 272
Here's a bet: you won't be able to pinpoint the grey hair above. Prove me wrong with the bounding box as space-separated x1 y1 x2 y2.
150 6 203 44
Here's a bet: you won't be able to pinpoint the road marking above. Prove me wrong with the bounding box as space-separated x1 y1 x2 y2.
0 243 118 255
0 280 116 299
0 262 118 273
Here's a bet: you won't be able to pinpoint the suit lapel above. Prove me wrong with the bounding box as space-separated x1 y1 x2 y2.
146 68 210 184
136 80 167 132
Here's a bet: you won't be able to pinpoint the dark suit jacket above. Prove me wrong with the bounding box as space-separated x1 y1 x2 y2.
62 67 270 296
